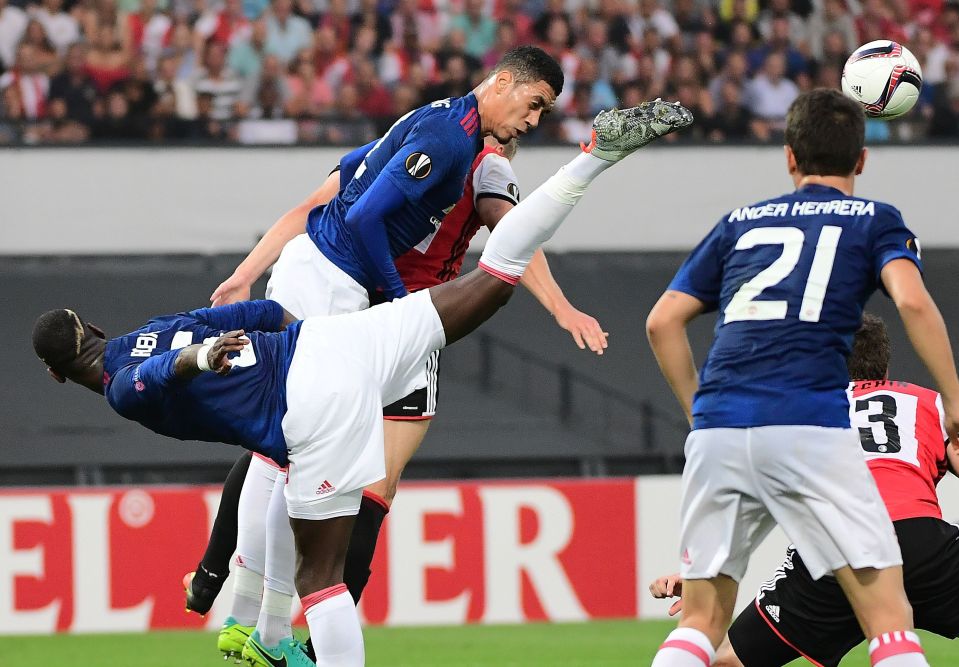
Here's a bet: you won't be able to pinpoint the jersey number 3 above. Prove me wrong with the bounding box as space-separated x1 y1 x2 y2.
724 226 843 323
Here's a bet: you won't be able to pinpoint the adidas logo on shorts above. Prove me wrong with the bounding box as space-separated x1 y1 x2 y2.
765 605 781 623
316 480 336 496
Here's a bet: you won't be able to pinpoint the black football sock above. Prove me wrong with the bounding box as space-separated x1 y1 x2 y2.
343 492 390 604
200 450 253 576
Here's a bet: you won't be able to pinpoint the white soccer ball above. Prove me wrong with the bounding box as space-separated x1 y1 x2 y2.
841 40 923 119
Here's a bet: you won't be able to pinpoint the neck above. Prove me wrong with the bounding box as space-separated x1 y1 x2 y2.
795 173 855 196
472 78 493 134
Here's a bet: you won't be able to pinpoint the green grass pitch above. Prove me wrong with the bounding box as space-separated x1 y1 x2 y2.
6 621 955 666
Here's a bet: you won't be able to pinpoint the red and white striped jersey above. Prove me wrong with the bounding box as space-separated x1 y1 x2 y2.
393 145 519 292
848 379 949 521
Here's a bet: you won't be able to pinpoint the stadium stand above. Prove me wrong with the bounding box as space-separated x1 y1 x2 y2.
1 0 959 144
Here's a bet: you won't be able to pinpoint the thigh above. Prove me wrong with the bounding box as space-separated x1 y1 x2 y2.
680 429 775 582
749 426 902 580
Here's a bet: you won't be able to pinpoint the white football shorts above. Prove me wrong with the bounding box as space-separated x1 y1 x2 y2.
283 290 446 520
265 233 369 318
679 425 902 582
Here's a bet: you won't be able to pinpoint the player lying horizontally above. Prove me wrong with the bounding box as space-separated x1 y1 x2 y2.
32 100 693 667
649 313 959 667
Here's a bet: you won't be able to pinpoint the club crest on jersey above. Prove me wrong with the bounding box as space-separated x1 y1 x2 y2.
507 183 520 200
405 152 432 179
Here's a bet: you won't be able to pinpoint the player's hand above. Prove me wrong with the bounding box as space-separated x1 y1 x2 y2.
648 574 684 616
554 305 609 355
207 330 250 375
210 274 252 307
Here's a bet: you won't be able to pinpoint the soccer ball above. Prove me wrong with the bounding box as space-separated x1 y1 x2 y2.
841 40 923 119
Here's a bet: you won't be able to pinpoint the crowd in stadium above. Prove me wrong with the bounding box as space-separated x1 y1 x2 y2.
1 0 958 144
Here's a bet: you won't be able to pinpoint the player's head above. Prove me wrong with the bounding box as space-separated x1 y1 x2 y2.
784 88 866 180
477 46 563 144
847 313 890 381
32 309 107 392
484 135 518 160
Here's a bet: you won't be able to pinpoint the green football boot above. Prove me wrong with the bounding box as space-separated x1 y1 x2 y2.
218 615 255 662
241 630 316 667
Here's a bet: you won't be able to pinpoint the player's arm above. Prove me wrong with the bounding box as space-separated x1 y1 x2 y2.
478 197 608 354
646 291 706 425
646 221 724 424
107 331 250 415
189 299 296 333
881 259 959 443
343 175 409 300
210 174 339 306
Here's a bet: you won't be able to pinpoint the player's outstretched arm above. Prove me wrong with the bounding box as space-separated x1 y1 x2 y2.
210 173 340 306
175 331 250 379
646 290 706 425
881 258 959 444
478 195 608 354
190 300 297 334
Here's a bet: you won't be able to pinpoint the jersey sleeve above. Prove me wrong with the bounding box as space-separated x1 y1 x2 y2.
337 140 376 185
105 352 180 417
871 205 923 282
378 123 471 203
187 300 286 333
472 153 519 206
668 220 727 310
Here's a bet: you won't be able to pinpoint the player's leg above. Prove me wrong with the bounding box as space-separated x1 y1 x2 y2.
184 450 252 615
217 453 280 659
749 426 927 667
343 417 429 603
242 469 299 665
651 428 777 666
434 100 693 345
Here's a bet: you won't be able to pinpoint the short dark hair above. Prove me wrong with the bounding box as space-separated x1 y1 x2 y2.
785 88 864 177
847 313 891 381
33 309 85 371
493 46 564 97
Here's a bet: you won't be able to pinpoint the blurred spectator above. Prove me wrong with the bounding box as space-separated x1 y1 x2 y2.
228 16 268 81
569 57 616 115
121 55 159 117
706 79 755 140
351 0 392 52
559 85 592 143
85 23 131 93
285 48 331 115
532 0 569 45
195 0 252 48
423 51 472 99
29 0 79 56
745 51 798 128
92 88 145 139
353 56 391 117
194 40 243 119
0 0 27 71
265 0 312 64
482 20 517 69
318 0 350 52
20 19 59 74
577 18 619 82
243 52 288 105
154 51 196 117
748 17 808 79
757 0 806 48
390 0 443 53
48 43 97 124
168 19 199 80
312 24 350 87
630 0 680 43
0 43 49 119
43 96 90 141
807 0 858 63
929 78 959 136
709 50 750 110
495 0 532 44
856 0 909 44
122 0 172 69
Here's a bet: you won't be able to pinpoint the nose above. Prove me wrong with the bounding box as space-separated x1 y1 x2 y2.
526 108 543 129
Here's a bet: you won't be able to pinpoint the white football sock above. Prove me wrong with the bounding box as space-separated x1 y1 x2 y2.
229 566 264 626
479 154 610 283
302 584 364 667
651 627 716 667
256 586 293 647
869 631 929 666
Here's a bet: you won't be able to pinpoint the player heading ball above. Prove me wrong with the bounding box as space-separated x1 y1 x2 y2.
647 88 959 667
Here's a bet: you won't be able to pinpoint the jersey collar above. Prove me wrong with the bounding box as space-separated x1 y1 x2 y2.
797 183 846 196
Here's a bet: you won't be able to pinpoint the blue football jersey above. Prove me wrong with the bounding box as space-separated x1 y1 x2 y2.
669 184 922 430
308 94 484 295
103 301 301 465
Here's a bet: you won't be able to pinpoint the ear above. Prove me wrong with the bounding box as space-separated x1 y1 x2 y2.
854 147 867 176
495 69 513 92
784 144 798 174
88 323 106 339
47 367 67 384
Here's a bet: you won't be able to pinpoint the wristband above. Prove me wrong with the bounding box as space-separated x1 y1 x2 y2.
196 344 213 372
